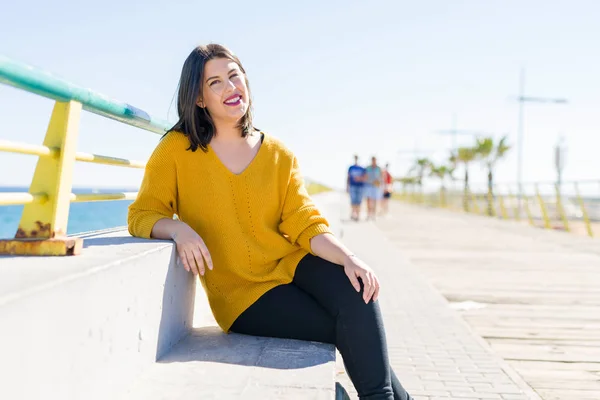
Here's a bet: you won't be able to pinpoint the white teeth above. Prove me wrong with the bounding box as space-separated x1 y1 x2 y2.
225 96 241 104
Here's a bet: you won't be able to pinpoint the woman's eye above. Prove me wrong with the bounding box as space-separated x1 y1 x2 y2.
209 80 220 86
230 73 239 78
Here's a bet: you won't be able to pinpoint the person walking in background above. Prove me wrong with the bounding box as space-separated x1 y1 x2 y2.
364 156 383 220
347 155 366 221
380 163 393 216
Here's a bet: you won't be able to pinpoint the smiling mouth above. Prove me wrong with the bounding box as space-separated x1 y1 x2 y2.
224 95 242 105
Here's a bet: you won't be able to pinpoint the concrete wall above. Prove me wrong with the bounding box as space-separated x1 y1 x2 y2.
0 230 194 400
0 192 342 400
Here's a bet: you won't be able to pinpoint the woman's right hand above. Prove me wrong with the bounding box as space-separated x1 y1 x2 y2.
171 222 213 276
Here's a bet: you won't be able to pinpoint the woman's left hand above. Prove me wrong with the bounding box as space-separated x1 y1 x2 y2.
343 254 380 304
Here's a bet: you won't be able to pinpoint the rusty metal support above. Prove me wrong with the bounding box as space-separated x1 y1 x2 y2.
0 237 83 256
0 100 83 256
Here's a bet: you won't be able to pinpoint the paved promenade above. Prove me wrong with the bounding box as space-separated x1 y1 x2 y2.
332 193 539 400
373 200 600 400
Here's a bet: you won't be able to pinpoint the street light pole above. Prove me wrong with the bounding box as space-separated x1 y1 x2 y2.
517 68 525 208
515 68 568 210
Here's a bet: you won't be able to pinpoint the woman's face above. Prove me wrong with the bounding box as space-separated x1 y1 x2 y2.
198 57 249 124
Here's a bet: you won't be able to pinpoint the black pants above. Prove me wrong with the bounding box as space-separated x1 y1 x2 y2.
230 254 413 400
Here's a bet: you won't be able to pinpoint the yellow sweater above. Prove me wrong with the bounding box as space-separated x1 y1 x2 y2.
128 131 331 332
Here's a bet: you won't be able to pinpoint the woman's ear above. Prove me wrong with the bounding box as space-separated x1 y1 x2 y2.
196 98 204 108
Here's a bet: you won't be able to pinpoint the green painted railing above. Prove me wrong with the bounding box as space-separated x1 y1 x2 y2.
0 55 170 133
0 55 170 255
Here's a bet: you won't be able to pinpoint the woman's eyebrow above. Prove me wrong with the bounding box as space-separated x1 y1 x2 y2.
206 69 238 82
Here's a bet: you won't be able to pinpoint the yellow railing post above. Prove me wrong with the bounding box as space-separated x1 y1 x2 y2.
0 56 176 256
467 189 477 214
486 189 496 217
574 183 594 238
535 184 552 230
498 193 508 219
477 193 486 215
508 189 520 221
555 183 570 232
523 194 535 226
0 101 83 256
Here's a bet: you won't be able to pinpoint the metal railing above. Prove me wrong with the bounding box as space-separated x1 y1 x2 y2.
0 55 170 256
394 179 599 238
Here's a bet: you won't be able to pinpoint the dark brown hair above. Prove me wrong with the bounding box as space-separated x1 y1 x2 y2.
168 44 254 151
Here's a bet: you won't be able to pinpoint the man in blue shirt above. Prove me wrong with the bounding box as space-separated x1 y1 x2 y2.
347 155 366 221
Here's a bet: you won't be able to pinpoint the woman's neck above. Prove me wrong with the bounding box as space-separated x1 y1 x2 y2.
212 119 244 144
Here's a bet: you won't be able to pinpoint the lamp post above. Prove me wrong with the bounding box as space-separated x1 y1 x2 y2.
516 68 568 209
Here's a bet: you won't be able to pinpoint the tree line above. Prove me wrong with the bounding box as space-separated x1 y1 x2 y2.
398 136 511 214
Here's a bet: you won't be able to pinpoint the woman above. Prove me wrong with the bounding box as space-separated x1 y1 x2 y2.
364 156 384 220
128 44 412 400
381 163 394 216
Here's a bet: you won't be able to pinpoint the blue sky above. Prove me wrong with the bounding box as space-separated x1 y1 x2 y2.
1 0 599 195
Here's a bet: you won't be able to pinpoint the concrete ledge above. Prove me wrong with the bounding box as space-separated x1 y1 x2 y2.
134 191 343 399
0 192 342 400
122 327 336 399
0 229 194 400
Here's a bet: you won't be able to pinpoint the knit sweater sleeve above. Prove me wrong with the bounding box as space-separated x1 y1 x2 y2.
278 155 332 254
127 135 179 239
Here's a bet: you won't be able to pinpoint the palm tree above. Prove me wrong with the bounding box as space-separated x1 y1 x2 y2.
429 164 455 207
395 176 419 201
395 176 419 187
408 158 431 203
409 158 431 188
475 136 511 215
451 147 477 211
